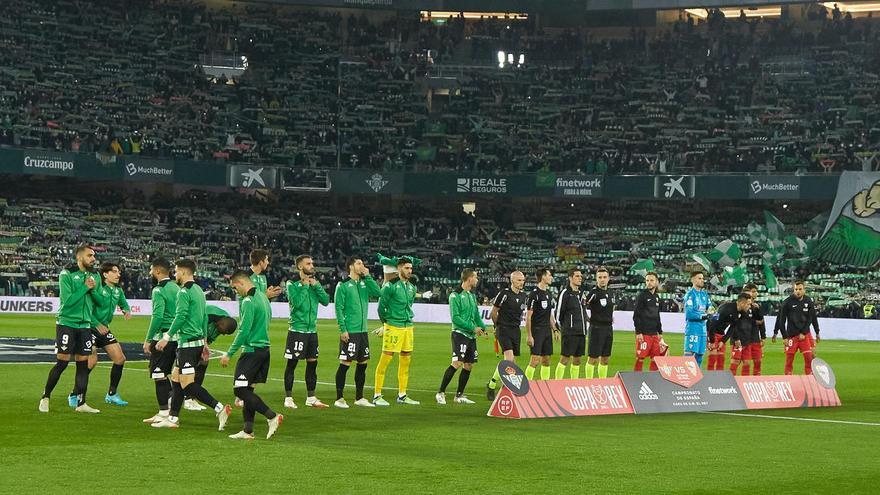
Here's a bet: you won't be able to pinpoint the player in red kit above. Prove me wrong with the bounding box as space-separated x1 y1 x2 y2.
773 281 820 375
633 273 667 371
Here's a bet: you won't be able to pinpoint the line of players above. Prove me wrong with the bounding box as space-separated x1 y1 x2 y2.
38 246 821 438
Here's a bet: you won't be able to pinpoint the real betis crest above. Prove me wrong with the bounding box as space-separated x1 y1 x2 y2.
814 172 880 267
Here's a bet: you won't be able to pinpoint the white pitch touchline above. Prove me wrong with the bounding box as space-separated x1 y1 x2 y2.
702 411 880 427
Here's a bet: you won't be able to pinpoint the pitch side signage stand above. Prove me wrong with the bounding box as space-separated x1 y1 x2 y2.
488 358 841 420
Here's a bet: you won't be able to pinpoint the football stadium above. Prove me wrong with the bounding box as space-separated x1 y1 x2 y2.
1 0 880 493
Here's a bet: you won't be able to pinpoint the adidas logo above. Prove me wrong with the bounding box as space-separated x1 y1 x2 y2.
638 382 659 400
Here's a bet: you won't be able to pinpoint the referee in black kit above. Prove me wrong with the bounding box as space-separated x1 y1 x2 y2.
486 271 527 401
585 267 616 379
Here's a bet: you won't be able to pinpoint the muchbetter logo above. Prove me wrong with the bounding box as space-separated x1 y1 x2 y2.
749 176 801 199
366 173 389 193
241 168 266 188
457 177 507 194
126 161 173 179
126 162 137 176
638 382 659 400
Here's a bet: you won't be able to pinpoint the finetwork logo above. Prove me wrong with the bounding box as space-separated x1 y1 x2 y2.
457 177 507 194
365 173 389 193
751 180 799 195
556 177 602 196
638 382 659 400
707 386 739 395
241 168 266 187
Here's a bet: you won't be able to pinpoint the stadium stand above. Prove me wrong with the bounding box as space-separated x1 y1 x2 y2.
1 0 879 173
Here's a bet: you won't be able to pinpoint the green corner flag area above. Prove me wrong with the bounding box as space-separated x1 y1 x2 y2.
3 315 879 494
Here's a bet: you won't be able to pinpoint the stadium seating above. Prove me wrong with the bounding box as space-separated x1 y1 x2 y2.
1 187 877 319
1 0 879 173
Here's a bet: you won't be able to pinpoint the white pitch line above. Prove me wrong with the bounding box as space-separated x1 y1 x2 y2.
702 411 880 427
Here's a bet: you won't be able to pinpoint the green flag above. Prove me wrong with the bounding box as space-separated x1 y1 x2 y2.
762 239 786 263
708 239 742 267
785 235 808 255
630 258 655 277
764 211 786 240
691 253 713 272
815 173 880 267
747 221 768 244
721 264 748 288
762 262 778 290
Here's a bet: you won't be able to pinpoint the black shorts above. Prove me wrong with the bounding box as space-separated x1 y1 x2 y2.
176 346 203 376
90 327 118 348
234 348 270 387
561 334 586 357
451 332 478 364
338 332 370 362
496 327 521 356
55 325 93 356
588 324 614 358
530 330 553 356
284 331 319 360
149 339 177 379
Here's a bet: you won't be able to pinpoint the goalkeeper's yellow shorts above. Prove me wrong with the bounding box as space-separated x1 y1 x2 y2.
382 324 414 353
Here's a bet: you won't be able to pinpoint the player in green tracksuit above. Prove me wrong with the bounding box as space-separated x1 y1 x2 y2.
436 268 487 405
152 260 230 430
67 262 132 408
283 254 331 409
39 245 103 413
142 258 180 424
332 256 383 409
238 249 283 311
222 270 283 440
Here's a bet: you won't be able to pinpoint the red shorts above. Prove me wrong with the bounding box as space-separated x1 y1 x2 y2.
636 334 666 359
748 342 764 360
784 334 815 355
710 334 726 353
731 344 753 361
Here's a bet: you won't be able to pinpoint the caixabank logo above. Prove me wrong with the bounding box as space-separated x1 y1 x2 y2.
456 177 507 194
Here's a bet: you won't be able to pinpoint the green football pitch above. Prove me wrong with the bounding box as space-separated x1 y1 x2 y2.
2 314 879 494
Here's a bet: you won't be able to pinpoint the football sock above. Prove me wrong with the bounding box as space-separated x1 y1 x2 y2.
585 364 595 379
335 364 350 400
598 364 609 379
753 359 762 376
355 363 368 400
43 359 69 398
540 365 551 380
374 353 393 397
456 369 471 396
170 381 184 416
108 363 124 396
729 362 739 374
741 363 751 376
693 353 704 367
648 360 659 371
73 360 89 406
707 354 717 370
284 359 298 396
194 363 207 387
634 358 644 371
398 354 411 396
570 363 581 379
156 378 171 410
556 362 567 379
305 360 318 397
489 367 501 389
524 365 536 380
235 386 275 419
784 354 795 375
439 365 457 393
183 382 218 410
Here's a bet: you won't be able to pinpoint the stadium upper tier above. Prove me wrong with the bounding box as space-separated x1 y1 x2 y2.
0 186 877 319
1 0 879 174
